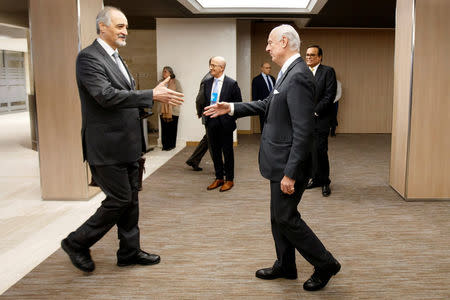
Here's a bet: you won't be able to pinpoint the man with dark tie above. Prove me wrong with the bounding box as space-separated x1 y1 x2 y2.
204 56 242 192
204 25 340 291
60 6 183 273
251 62 275 132
305 45 337 197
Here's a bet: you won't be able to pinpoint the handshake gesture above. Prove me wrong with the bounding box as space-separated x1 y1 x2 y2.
203 102 231 118
153 76 184 106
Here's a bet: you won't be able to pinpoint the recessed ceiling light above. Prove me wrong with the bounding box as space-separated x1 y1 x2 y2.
196 0 310 9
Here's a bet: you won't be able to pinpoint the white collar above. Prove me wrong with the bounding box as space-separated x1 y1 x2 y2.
213 73 225 82
97 37 118 57
280 53 301 74
309 63 321 72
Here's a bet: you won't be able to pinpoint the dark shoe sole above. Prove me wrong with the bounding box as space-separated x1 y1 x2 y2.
61 239 95 273
117 257 161 267
255 273 297 280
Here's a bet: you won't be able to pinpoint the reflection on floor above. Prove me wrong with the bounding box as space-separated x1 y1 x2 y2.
0 112 184 294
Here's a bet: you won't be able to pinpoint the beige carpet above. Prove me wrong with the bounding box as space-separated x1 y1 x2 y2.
2 134 449 299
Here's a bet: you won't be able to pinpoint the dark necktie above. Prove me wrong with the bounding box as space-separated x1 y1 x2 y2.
266 75 273 91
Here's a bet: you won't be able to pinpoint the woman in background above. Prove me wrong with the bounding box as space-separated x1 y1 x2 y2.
159 66 182 150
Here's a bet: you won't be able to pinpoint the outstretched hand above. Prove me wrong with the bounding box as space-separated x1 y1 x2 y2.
203 102 231 118
153 77 184 106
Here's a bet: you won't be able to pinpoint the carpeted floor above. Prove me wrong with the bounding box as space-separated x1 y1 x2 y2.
2 134 449 299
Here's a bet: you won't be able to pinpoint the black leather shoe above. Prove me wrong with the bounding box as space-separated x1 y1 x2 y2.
322 184 331 197
61 238 95 272
255 267 297 280
306 180 321 189
186 161 203 171
303 260 341 291
117 250 160 267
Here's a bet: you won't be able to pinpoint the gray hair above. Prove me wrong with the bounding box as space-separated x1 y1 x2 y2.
273 24 301 52
96 6 122 34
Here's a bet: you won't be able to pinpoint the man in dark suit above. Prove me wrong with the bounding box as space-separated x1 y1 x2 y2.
252 62 275 132
204 56 242 192
204 25 340 291
185 70 213 171
61 6 183 273
305 45 337 197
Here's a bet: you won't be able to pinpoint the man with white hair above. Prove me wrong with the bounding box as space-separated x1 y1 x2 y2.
61 6 183 273
204 24 340 291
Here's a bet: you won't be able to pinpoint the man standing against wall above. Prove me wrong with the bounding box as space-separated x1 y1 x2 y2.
305 45 337 197
204 25 340 292
251 62 275 132
61 6 183 273
204 56 242 192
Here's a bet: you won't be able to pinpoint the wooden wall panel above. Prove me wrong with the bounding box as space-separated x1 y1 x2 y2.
407 0 450 199
119 30 158 129
79 0 103 49
30 0 101 199
251 23 395 133
389 0 414 197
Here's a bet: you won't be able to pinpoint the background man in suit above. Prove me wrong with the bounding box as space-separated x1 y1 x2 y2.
305 45 337 197
61 6 183 273
204 56 242 192
204 25 340 292
252 62 275 132
185 68 213 171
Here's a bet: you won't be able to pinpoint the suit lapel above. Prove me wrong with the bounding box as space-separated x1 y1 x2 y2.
93 40 132 90
273 57 302 90
315 64 324 81
219 76 228 101
204 77 213 103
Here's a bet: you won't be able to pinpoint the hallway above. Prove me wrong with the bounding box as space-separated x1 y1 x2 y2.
1 131 449 299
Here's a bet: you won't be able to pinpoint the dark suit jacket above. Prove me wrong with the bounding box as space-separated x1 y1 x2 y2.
313 64 337 131
234 57 316 181
252 73 275 101
76 40 153 165
195 72 213 119
203 76 242 131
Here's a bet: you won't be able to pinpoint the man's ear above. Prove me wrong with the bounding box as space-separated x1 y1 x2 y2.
281 36 288 48
99 22 106 33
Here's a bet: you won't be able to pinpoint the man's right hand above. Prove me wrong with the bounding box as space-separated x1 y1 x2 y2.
153 77 184 106
203 102 231 118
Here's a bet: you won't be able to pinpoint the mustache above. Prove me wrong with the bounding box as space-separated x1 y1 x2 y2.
118 34 126 39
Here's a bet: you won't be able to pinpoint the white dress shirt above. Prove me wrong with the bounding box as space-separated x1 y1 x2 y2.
211 73 225 103
309 63 320 76
97 37 130 84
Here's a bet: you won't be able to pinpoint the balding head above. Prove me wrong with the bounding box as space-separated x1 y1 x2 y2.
209 56 226 78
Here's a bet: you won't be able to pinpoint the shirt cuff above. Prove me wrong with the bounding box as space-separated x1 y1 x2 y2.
229 103 235 116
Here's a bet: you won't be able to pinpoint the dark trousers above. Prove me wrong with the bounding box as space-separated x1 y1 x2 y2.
270 179 334 272
312 129 331 185
207 124 234 181
331 102 339 129
186 133 209 167
67 161 140 260
160 115 179 150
